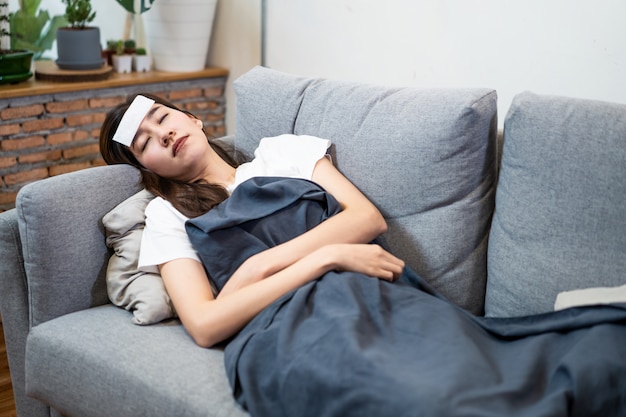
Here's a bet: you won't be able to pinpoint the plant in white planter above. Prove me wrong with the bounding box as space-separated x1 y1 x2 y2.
133 46 150 72
111 39 131 73
56 0 103 70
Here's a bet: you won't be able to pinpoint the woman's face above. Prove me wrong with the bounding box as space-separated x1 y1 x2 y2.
128 103 209 182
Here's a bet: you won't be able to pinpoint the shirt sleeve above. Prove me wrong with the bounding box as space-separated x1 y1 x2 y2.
138 197 200 272
249 134 332 180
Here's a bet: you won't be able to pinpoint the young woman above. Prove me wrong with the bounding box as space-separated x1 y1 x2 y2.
100 94 626 417
99 93 406 348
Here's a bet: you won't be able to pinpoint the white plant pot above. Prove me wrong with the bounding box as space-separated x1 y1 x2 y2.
143 0 217 72
112 55 133 73
133 55 151 72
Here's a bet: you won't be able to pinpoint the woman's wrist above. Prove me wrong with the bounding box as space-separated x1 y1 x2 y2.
309 244 342 273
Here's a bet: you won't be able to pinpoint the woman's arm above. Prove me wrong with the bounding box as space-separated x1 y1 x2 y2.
220 157 387 295
161 243 404 348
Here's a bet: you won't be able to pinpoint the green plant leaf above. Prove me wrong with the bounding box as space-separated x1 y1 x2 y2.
62 0 96 28
11 9 48 43
9 2 68 60
116 0 156 14
22 0 42 17
39 15 67 51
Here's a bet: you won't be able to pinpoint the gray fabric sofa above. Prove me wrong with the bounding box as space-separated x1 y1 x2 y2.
1 66 624 417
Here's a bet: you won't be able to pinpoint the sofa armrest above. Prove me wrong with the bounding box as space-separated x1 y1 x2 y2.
17 164 142 327
0 210 27 328
0 209 50 417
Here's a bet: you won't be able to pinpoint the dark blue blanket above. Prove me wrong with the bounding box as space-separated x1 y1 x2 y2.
186 177 626 417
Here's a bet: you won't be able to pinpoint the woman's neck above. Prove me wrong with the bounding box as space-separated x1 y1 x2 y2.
202 154 237 189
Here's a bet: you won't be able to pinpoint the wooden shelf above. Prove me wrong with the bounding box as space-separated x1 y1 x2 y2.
0 63 228 100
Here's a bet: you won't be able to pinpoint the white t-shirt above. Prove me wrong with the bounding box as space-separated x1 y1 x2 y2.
138 134 332 272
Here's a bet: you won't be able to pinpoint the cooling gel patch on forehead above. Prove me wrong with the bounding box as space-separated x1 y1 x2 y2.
112 95 156 147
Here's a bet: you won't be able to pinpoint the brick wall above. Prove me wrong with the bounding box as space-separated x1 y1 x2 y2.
0 75 227 212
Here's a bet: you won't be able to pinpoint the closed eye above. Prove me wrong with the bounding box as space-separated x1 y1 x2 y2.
141 136 151 152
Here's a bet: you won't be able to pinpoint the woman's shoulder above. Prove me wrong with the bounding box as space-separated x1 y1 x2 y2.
252 134 331 169
232 134 333 190
257 134 331 153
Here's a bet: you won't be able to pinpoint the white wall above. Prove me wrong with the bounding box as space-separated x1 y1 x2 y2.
265 0 626 126
207 0 262 133
12 1 625 132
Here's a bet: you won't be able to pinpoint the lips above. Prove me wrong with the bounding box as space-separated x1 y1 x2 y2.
172 136 188 157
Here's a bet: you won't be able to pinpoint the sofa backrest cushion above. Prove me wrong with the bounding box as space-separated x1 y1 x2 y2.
17 164 141 327
234 66 498 314
486 92 626 317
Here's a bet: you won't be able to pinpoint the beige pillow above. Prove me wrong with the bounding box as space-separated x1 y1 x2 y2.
102 189 176 325
554 284 626 311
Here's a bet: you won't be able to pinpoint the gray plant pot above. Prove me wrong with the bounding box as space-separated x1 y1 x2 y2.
56 26 104 70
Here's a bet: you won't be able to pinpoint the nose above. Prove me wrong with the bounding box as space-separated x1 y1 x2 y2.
161 130 175 146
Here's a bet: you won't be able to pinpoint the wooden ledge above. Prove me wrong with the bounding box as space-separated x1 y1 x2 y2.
0 63 228 99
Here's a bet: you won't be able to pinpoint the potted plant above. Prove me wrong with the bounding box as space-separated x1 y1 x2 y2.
0 1 34 84
133 46 150 72
111 39 131 73
123 38 135 54
10 0 68 60
104 39 140 69
56 0 103 70
103 38 117 65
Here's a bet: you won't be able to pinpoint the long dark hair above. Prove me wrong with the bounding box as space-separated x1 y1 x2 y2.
100 93 248 217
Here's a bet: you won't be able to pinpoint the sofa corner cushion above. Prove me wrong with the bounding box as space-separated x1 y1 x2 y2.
102 189 176 325
486 92 626 317
233 66 498 315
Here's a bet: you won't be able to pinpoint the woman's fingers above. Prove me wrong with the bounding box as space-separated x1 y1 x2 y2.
367 245 405 281
331 244 405 281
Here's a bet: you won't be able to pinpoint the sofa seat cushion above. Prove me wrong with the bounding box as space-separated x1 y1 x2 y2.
25 305 247 417
234 66 498 315
486 92 626 317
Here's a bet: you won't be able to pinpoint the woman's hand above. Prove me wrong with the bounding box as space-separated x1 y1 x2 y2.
320 243 405 282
